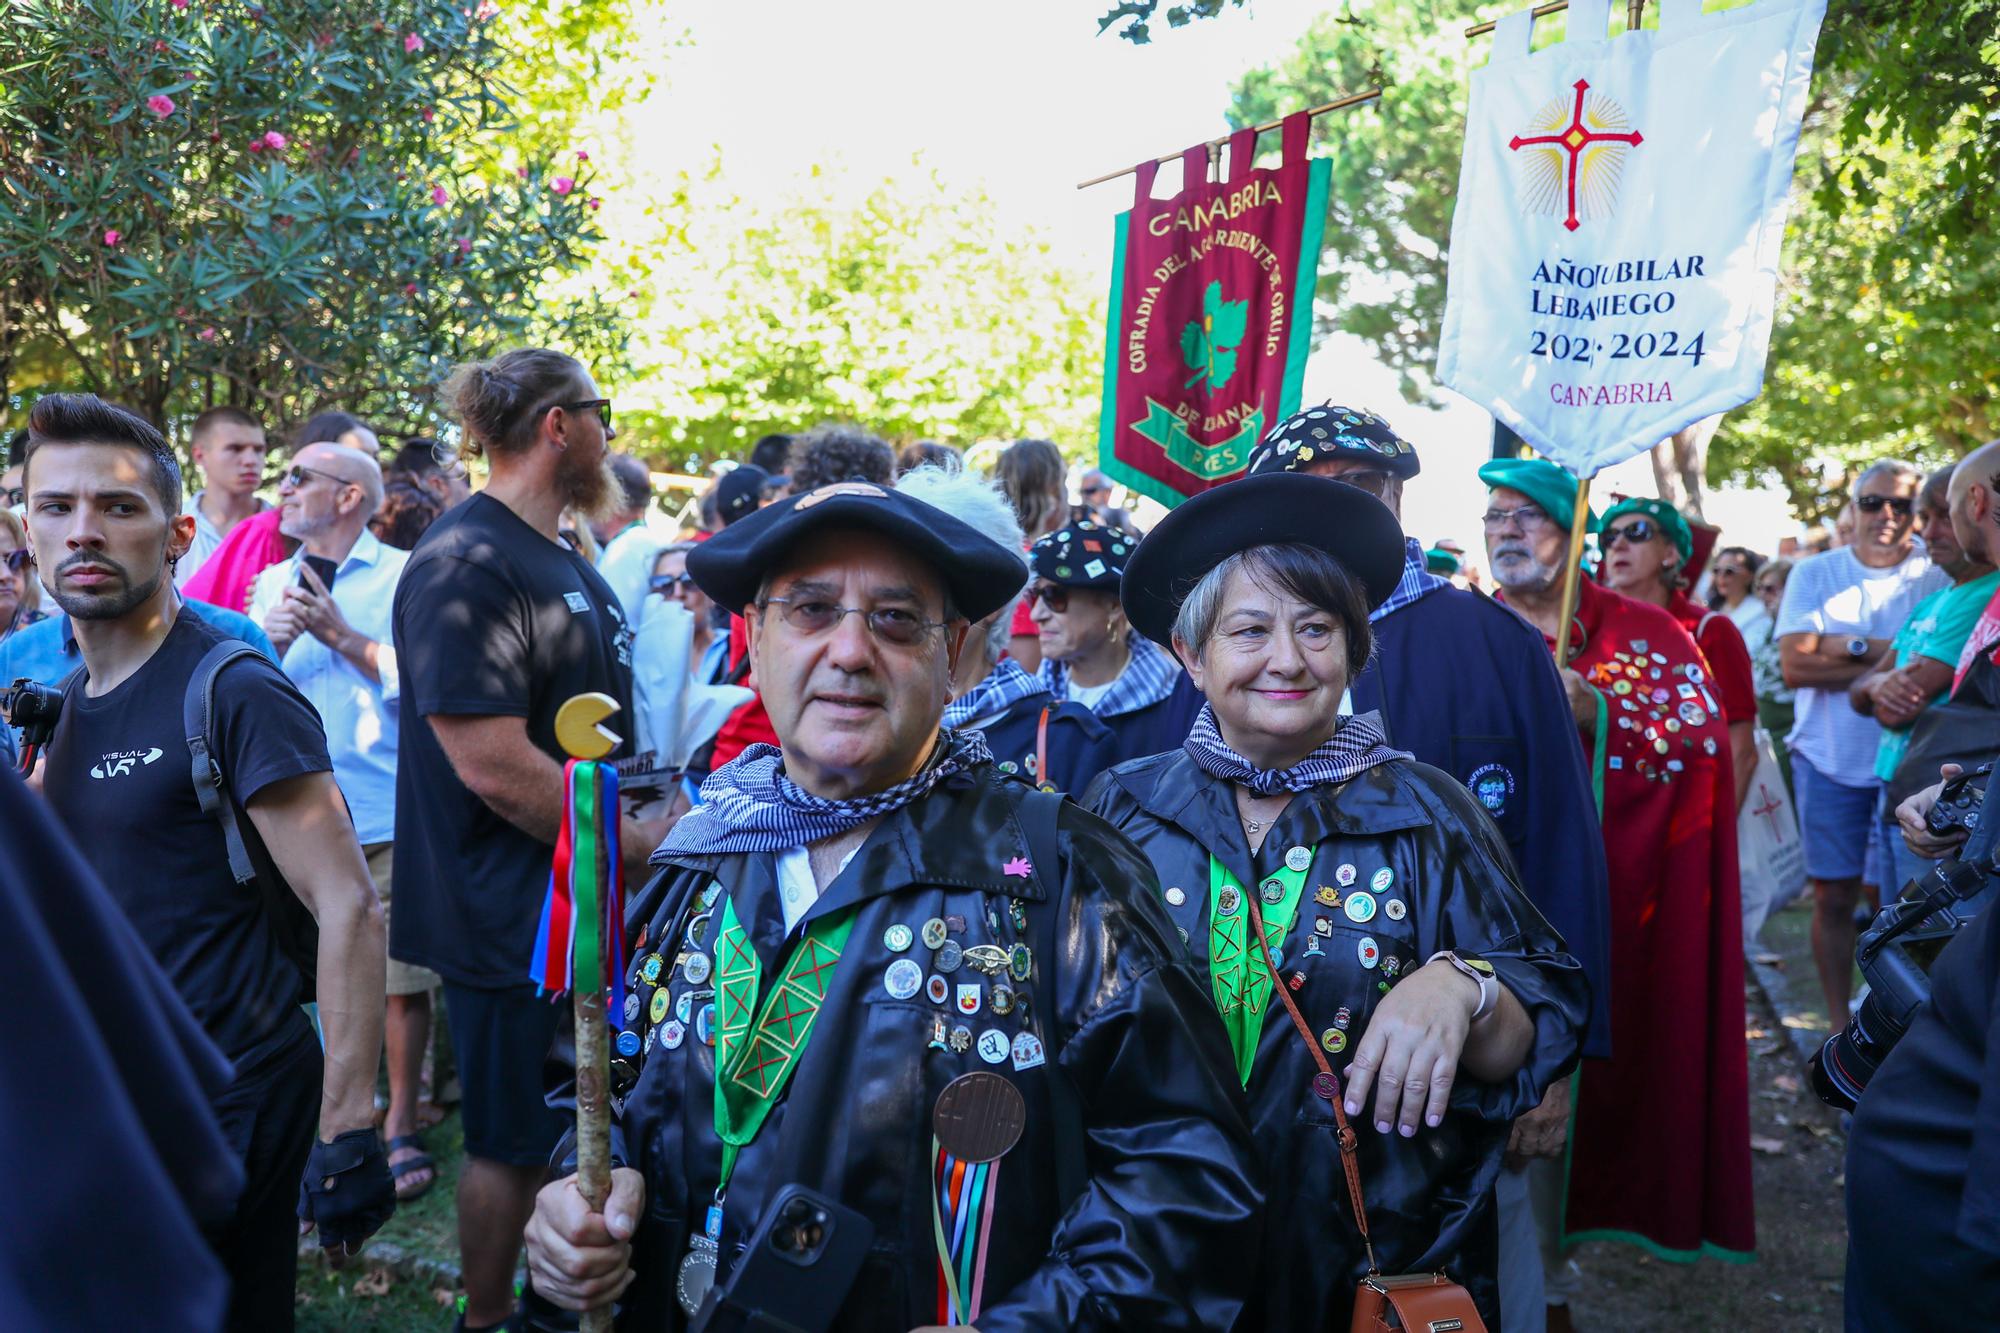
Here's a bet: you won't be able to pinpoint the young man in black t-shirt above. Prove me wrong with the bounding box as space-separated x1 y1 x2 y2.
22 394 393 1332
393 347 665 1333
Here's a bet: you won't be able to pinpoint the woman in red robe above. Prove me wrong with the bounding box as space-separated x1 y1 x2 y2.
1481 459 1755 1269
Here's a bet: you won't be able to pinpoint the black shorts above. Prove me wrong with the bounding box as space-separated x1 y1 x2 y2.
441 981 567 1166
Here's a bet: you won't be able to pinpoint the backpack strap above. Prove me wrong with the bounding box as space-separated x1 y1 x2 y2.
184 639 265 886
1020 785 1087 1209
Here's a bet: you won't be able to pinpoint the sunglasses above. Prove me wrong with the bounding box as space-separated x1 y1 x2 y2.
1030 583 1071 614
1856 494 1913 516
1712 564 1749 578
556 398 613 433
761 596 946 647
650 573 697 595
1330 468 1396 499
2 548 29 574
281 462 359 490
1601 519 1658 547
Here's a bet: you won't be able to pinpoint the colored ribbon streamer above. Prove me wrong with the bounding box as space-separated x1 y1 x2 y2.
527 760 628 1020
931 1142 1002 1325
1207 854 1309 1085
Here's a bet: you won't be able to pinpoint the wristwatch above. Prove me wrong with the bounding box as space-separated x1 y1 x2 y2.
1846 636 1871 659
1427 950 1498 1023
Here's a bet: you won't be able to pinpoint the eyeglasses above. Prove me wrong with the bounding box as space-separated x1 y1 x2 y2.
281 463 355 490
1329 468 1396 499
1756 580 1786 596
650 573 697 595
2 548 29 573
1601 519 1660 548
555 398 613 433
1856 494 1914 516
761 596 948 647
1030 583 1070 614
1481 504 1552 531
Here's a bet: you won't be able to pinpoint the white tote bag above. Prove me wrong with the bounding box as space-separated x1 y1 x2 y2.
1738 727 1806 947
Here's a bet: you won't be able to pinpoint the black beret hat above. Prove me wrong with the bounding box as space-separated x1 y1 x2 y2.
1028 519 1135 591
687 480 1027 622
1121 473 1407 647
1245 403 1420 480
715 464 771 526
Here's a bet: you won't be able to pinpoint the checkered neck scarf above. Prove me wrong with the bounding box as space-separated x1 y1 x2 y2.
1037 633 1179 718
1182 704 1410 796
1371 537 1450 623
942 658 1045 729
654 728 993 860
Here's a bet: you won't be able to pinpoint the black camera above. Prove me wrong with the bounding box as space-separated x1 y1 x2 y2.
1810 768 1997 1110
1 676 63 771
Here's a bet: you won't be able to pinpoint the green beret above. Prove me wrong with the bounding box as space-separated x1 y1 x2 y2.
1423 547 1462 575
1477 458 1599 534
1600 495 1694 562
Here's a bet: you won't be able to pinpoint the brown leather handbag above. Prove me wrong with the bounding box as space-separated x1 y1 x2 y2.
1246 892 1490 1333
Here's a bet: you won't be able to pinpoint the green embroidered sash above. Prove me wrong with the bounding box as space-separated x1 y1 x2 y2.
1206 854 1308 1085
712 896 857 1187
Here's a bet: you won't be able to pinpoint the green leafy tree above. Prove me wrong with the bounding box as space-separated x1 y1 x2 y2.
0 0 634 444
621 167 1106 470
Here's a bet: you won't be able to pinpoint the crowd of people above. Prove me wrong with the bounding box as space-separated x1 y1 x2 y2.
3 354 1997 1332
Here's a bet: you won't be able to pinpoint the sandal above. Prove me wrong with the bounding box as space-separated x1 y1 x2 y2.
388 1133 437 1202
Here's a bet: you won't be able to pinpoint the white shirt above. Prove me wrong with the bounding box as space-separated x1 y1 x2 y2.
1068 677 1116 711
1774 544 1947 786
176 489 270 589
597 522 667 628
248 530 407 843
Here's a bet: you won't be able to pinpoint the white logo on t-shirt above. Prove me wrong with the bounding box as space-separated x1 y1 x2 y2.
90 746 164 779
563 591 590 613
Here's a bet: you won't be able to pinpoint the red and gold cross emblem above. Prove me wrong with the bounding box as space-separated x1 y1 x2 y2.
1508 79 1645 232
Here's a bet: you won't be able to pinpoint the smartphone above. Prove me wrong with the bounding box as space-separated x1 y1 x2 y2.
298 554 339 591
689 1185 875 1333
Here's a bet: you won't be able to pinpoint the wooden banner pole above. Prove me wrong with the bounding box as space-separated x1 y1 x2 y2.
1554 474 1593 668
1075 87 1383 191
1465 0 1646 40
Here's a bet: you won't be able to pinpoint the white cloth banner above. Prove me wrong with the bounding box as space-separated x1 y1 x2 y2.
1436 0 1826 478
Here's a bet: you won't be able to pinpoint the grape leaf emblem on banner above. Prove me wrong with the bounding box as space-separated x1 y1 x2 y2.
1181 281 1248 392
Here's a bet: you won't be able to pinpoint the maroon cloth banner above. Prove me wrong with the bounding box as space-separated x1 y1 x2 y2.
1098 112 1331 507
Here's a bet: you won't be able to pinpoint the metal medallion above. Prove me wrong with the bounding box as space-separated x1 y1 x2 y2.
1011 1030 1047 1071
650 988 672 1025
639 953 664 985
677 1236 717 1316
662 1019 686 1050
1370 867 1395 893
1165 886 1186 907
623 990 642 1025
963 944 1011 975
956 982 983 1015
1312 1072 1340 1102
884 923 915 953
1008 943 1033 981
1321 1027 1347 1055
922 917 949 950
616 1029 642 1058
927 974 950 1005
950 1025 973 1053
935 940 965 974
695 1003 716 1045
991 984 1016 1015
1217 885 1241 917
1344 892 1377 924
976 1029 1011 1064
1285 845 1313 873
933 1070 1028 1162
1313 916 1334 937
1357 937 1381 969
1336 863 1358 887
1384 898 1406 922
683 951 713 986
1261 878 1286 904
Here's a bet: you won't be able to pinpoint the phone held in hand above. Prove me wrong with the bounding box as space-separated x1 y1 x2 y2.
689 1185 874 1333
299 554 340 591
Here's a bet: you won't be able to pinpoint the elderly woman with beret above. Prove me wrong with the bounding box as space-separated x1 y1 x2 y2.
1028 518 1184 762
1596 494 1758 809
1085 473 1588 1330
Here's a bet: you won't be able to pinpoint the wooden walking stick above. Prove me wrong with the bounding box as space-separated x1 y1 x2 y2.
1553 471 1593 668
537 692 631 1333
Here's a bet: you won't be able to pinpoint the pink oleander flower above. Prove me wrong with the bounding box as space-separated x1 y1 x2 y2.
587 198 601 211
474 0 500 19
575 150 589 162
430 184 448 206
103 229 121 246
455 236 473 255
403 282 418 296
146 94 176 118
419 106 435 123
197 326 218 342
516 165 529 179
171 0 189 10
552 176 575 196
260 130 287 151
404 32 424 52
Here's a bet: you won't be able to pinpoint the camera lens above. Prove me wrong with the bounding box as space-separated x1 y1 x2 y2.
1809 996 1899 1111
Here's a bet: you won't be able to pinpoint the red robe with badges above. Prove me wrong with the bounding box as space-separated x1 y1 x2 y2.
1504 579 1754 1258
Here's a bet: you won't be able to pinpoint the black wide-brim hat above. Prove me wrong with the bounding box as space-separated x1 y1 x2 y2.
687 480 1029 622
1121 473 1407 648
1029 519 1134 590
